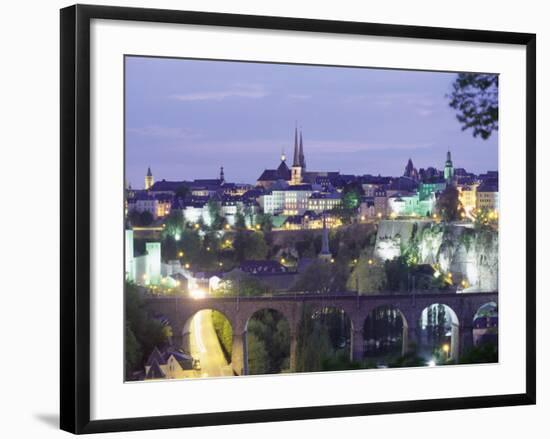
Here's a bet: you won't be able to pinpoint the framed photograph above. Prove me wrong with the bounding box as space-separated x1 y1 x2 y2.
60 4 536 434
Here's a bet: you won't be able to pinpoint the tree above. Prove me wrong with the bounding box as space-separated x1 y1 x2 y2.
448 73 498 139
295 306 333 372
125 282 169 375
235 209 246 229
139 211 154 226
247 310 290 374
127 209 154 227
163 210 184 239
257 213 273 233
207 199 225 230
436 185 464 222
233 231 268 262
125 322 141 380
294 260 334 293
347 253 387 294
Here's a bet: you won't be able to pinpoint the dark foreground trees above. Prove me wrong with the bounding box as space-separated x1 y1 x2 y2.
125 282 170 379
448 73 499 140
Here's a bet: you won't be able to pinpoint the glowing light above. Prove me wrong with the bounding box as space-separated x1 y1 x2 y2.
185 263 190 269
224 224 230 230
281 258 286 264
178 251 184 258
442 344 450 353
330 258 335 263
255 224 261 230
360 216 365 221
194 223 200 229
190 288 206 300
377 212 382 218
427 359 436 367
219 262 223 267
368 259 373 265
174 233 181 241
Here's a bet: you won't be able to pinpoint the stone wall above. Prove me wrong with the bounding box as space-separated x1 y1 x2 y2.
374 220 498 292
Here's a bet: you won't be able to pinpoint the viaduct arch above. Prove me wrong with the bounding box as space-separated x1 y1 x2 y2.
144 291 498 375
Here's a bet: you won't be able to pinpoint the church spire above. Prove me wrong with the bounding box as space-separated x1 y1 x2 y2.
220 166 225 184
299 130 305 169
145 166 154 190
292 125 300 167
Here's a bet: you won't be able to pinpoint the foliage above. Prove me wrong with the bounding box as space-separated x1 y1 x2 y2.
436 185 464 222
387 351 425 368
256 213 273 233
347 252 387 294
163 210 184 239
321 353 362 371
124 323 141 379
235 209 247 229
125 282 169 378
211 310 233 362
207 199 226 230
233 231 268 262
364 306 404 357
472 207 498 230
293 260 335 293
216 272 271 297
384 256 411 291
247 310 290 374
295 306 333 372
127 210 154 227
448 73 499 139
459 342 498 364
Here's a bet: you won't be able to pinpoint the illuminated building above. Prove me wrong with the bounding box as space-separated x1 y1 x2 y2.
476 181 499 211
145 166 154 190
306 192 342 213
458 183 478 216
444 150 455 185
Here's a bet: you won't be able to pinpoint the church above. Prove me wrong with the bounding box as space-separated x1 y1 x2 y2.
256 127 340 189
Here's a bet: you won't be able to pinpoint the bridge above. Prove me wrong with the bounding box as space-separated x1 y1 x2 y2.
144 291 498 375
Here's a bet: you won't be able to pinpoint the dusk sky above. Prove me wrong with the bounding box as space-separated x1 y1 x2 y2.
125 56 498 188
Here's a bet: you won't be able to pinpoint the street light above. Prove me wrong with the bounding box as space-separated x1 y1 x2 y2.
442 343 450 361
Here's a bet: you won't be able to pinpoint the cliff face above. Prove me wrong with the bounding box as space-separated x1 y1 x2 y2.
374 220 498 292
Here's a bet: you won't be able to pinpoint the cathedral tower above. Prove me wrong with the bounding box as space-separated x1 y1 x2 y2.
444 150 454 185
145 166 154 190
291 126 306 185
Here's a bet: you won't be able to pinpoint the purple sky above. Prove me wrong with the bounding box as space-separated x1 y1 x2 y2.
125 56 498 188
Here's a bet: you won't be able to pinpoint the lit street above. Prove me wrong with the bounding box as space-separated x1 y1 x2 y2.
189 310 233 378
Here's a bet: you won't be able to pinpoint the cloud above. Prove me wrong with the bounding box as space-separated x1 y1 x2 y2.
170 84 268 102
127 125 201 140
287 94 311 100
308 139 435 154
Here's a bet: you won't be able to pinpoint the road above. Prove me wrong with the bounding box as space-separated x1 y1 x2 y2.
189 310 234 378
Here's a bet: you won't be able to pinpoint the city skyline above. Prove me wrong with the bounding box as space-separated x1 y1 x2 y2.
125 56 498 188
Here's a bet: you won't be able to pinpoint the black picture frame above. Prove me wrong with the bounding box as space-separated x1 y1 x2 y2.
60 4 536 434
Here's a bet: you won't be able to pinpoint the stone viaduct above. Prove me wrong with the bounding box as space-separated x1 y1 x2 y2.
144 291 497 375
